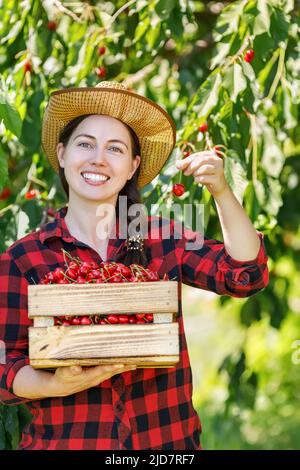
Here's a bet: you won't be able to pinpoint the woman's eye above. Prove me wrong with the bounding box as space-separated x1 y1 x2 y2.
110 146 123 153
78 142 92 149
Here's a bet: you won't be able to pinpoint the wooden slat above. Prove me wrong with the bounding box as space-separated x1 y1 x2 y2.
28 281 178 318
29 323 179 361
153 314 174 323
30 356 180 369
33 317 55 327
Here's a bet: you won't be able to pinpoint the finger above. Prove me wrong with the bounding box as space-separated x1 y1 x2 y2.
70 365 82 375
84 363 126 380
195 175 216 184
193 164 216 177
175 152 215 169
178 155 221 176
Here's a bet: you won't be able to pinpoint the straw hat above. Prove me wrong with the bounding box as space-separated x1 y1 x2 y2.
41 81 177 189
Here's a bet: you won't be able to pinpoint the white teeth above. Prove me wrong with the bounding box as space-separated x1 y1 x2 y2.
82 172 109 182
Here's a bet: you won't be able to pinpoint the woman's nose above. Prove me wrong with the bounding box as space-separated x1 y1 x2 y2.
89 146 108 165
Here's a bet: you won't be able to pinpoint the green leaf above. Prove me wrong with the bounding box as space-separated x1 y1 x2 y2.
132 17 151 44
155 0 175 17
146 20 161 49
3 406 20 450
0 93 22 138
264 176 283 216
0 143 9 187
281 80 298 129
209 41 232 70
261 125 285 177
17 405 33 432
253 0 271 35
189 71 222 117
0 416 7 450
213 0 248 41
224 150 248 204
244 181 261 221
223 63 247 103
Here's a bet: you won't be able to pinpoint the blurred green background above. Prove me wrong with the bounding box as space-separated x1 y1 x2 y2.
0 0 300 449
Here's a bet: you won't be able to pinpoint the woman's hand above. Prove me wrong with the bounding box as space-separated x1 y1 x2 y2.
175 149 229 198
49 363 136 397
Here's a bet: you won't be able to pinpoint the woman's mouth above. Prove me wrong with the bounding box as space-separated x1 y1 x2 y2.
81 172 110 186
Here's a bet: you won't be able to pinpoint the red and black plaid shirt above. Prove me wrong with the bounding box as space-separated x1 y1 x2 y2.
0 206 269 450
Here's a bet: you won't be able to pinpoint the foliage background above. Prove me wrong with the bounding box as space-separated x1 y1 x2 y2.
0 0 299 449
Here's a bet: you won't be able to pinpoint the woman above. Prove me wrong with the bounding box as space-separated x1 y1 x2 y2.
0 81 269 450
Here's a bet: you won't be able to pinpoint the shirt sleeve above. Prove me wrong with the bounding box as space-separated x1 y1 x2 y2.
0 250 32 405
172 220 269 298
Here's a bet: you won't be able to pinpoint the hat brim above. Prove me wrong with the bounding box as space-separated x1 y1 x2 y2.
41 87 176 189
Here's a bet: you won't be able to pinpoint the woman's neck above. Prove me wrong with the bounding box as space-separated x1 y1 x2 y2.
64 196 118 250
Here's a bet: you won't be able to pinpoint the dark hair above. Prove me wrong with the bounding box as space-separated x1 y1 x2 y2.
58 114 149 267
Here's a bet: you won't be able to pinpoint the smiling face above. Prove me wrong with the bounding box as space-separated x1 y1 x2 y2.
56 114 141 206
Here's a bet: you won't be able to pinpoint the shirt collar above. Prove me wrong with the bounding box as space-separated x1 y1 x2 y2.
39 206 125 246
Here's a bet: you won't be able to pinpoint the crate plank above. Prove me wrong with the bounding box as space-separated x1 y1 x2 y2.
30 356 179 369
28 281 178 317
33 317 55 327
29 323 179 361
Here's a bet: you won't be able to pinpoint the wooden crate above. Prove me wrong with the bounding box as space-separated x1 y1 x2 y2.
28 281 179 369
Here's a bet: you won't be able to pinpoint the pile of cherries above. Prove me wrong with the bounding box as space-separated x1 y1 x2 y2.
39 255 169 327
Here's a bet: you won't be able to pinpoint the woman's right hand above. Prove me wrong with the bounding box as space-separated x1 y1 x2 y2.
49 363 136 397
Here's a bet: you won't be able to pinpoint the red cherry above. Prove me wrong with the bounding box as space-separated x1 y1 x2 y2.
24 61 32 73
136 319 146 324
66 268 78 280
45 272 55 283
244 49 255 63
71 317 81 325
90 269 101 279
213 145 223 158
76 276 87 284
118 315 129 324
69 261 80 270
53 267 65 281
183 151 191 158
80 316 92 325
47 21 57 31
172 183 185 197
78 262 92 276
25 189 39 199
145 314 153 322
198 122 208 133
98 46 106 55
109 273 123 283
116 264 132 278
135 314 145 320
96 66 106 78
107 315 119 324
62 321 71 326
146 271 160 281
0 187 11 200
129 317 137 324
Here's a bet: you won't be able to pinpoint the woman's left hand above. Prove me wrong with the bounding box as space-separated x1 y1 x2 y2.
175 149 229 198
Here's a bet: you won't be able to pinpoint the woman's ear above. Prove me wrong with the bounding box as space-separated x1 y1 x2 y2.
56 142 65 169
128 155 141 180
